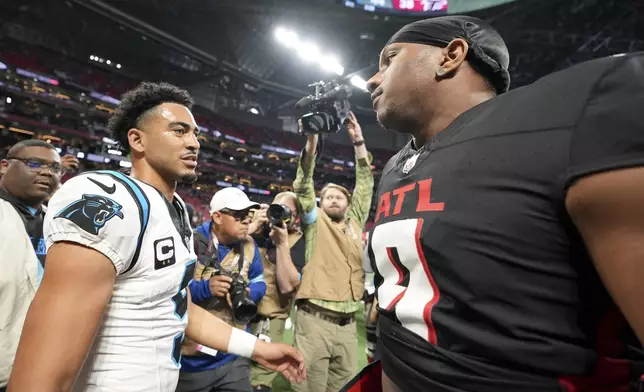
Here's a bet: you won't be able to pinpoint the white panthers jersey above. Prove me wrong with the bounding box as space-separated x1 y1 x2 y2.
44 170 197 392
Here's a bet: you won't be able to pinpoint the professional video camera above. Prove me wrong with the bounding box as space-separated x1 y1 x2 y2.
214 270 257 324
295 80 352 135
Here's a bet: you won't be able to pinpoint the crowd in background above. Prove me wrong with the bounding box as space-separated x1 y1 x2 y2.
0 38 395 230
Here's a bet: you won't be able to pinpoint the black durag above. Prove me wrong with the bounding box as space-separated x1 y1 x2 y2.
386 15 511 94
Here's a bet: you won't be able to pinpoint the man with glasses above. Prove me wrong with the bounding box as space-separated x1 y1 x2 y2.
0 139 62 391
178 187 267 392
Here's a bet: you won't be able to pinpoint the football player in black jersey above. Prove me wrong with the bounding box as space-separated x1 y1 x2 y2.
342 15 644 392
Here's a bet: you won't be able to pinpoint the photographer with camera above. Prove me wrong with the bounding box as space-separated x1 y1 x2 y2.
292 112 374 392
177 187 267 392
249 192 306 392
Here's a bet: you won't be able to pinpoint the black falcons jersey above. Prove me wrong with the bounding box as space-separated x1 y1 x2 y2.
369 53 644 392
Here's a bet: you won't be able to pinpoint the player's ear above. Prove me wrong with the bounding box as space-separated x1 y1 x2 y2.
438 38 469 78
127 128 145 153
0 159 8 175
212 212 223 225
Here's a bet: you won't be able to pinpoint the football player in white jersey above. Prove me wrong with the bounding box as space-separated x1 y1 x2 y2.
8 82 306 392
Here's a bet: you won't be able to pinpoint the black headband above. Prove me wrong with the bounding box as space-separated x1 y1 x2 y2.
386 16 511 94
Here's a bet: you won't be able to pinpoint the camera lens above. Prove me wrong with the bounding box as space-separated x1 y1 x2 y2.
229 273 257 324
267 204 292 226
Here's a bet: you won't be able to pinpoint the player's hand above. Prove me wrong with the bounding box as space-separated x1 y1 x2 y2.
346 111 363 143
61 154 80 173
269 222 288 246
209 275 232 298
252 340 307 384
248 204 269 235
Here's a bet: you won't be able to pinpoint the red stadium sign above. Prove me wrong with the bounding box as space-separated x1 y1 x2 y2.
392 0 448 12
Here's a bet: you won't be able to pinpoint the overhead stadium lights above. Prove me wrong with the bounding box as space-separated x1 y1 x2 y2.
298 41 321 63
275 26 298 48
274 26 345 76
320 55 344 76
350 75 368 91
90 55 122 69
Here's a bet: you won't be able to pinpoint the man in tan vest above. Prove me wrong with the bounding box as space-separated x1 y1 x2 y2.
292 112 374 392
250 192 306 392
178 187 267 392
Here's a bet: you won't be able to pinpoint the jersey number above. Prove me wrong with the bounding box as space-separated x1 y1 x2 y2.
171 260 196 366
371 219 440 344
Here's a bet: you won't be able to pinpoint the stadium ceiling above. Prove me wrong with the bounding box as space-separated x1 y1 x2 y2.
1 0 642 110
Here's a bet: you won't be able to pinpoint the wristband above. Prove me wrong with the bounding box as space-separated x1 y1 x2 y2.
227 327 258 358
353 139 365 146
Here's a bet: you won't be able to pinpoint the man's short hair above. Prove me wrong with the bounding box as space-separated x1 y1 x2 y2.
107 82 194 149
320 183 351 203
6 139 57 158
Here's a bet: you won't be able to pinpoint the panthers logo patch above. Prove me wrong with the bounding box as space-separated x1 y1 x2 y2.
55 194 124 235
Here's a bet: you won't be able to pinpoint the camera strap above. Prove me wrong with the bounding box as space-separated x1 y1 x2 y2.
208 229 246 274
215 242 246 273
236 241 245 272
206 232 220 268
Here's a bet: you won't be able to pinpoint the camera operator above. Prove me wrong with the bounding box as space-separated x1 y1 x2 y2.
177 187 267 392
292 112 374 392
249 192 306 392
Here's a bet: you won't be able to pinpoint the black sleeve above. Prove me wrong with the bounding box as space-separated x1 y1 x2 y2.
192 230 215 267
565 53 644 189
291 236 306 273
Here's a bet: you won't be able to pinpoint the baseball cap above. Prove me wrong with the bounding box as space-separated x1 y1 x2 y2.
385 15 510 94
209 187 260 214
